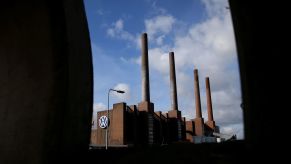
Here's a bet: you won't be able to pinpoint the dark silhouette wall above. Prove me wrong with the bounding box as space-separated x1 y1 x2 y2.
0 0 93 163
229 0 287 160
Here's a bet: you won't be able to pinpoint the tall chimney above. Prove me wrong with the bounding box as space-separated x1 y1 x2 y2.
138 33 154 112
138 33 154 145
206 77 214 121
141 33 150 102
194 69 202 118
193 69 204 136
168 52 182 141
169 52 178 111
205 77 216 131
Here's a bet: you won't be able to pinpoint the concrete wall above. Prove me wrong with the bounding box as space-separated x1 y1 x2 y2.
0 0 93 163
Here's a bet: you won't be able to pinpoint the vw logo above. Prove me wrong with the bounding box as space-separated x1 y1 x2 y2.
99 116 108 128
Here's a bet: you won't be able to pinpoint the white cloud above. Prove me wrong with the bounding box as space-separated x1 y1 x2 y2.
92 103 107 129
202 0 228 17
115 19 123 30
106 19 123 37
106 15 175 49
145 15 175 41
151 1 167 15
107 28 115 37
148 48 169 74
112 83 131 101
156 35 165 45
106 19 136 44
220 123 244 139
96 9 111 16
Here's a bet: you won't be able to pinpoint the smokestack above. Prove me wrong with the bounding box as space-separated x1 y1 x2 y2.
206 77 214 121
169 52 178 111
168 52 181 119
194 69 202 118
141 33 150 102
138 33 154 113
193 69 205 136
205 77 216 131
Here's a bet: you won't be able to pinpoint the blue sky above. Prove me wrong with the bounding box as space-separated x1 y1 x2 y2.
84 0 243 139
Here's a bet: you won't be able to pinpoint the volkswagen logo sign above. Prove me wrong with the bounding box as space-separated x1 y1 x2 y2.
99 116 108 129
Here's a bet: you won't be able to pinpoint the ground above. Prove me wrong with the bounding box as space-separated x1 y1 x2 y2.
82 140 246 164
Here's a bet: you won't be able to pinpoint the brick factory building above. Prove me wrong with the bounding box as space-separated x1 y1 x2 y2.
91 33 221 147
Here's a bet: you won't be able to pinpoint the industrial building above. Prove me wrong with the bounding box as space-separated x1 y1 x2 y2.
91 33 221 147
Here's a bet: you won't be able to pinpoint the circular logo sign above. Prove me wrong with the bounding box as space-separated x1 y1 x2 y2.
99 116 108 129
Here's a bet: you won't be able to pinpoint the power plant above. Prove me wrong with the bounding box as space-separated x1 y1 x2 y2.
91 33 224 147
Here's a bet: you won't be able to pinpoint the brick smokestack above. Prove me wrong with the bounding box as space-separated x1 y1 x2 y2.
138 33 154 113
193 69 204 136
169 52 178 111
169 53 183 141
138 33 154 145
205 77 216 130
141 33 150 102
206 77 214 121
194 69 202 118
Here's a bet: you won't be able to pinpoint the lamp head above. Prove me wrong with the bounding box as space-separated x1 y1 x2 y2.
117 90 125 93
110 88 125 94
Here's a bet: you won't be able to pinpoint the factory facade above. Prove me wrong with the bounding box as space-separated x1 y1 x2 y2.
91 33 220 147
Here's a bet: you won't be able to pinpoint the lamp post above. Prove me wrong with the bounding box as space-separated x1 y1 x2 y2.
106 88 125 150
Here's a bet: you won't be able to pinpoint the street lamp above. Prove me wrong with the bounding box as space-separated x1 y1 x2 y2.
106 88 125 150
